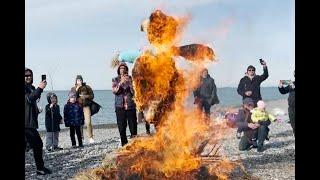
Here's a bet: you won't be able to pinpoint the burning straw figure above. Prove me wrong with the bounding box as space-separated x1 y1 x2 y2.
100 10 236 179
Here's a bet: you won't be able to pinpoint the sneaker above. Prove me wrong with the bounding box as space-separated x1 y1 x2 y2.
266 136 270 141
236 132 241 139
79 145 84 148
37 167 52 175
89 138 95 144
72 145 77 148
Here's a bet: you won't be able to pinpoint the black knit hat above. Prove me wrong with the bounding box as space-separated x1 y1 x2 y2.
76 75 83 81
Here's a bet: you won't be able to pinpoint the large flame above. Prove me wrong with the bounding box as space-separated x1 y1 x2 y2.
88 9 236 179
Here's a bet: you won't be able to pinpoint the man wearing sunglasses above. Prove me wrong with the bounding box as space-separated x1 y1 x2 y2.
237 60 268 106
25 68 52 175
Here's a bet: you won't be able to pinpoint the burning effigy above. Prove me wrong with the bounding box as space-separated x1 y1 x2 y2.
76 10 242 180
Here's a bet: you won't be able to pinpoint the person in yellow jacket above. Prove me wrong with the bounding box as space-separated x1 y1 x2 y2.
250 100 277 152
251 100 277 123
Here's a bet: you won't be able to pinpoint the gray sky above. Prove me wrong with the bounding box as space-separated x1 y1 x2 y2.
26 0 294 90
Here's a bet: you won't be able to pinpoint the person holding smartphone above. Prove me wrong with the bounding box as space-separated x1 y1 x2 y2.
112 62 137 146
25 68 52 175
278 70 295 136
237 59 269 106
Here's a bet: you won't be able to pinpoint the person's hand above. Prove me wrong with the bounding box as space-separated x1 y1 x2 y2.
289 81 295 89
248 123 257 129
261 59 267 66
38 81 47 89
50 104 54 108
245 91 252 96
279 80 284 87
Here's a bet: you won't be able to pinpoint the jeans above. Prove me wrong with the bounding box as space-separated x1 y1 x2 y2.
45 131 59 149
288 106 295 136
239 125 269 151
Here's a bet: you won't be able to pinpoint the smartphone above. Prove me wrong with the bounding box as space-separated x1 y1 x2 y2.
281 80 291 85
41 74 46 81
259 59 264 65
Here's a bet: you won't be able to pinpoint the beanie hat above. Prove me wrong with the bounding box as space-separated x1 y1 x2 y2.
68 91 76 99
76 75 83 81
243 97 254 105
257 100 265 110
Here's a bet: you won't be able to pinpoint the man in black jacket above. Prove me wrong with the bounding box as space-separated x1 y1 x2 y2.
237 60 269 106
193 68 220 121
278 71 295 136
25 68 52 175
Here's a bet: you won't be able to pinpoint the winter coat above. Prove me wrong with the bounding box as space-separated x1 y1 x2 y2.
112 75 136 110
25 84 43 129
193 74 219 105
63 102 85 127
71 83 94 107
236 108 271 133
45 104 62 132
237 67 269 103
251 108 276 123
278 81 295 108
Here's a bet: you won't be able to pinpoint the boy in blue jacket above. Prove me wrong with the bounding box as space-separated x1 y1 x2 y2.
64 91 84 147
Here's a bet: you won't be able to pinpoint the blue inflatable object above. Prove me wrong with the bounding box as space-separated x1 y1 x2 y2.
119 50 141 64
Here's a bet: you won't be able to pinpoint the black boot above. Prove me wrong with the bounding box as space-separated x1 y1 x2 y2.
37 167 52 175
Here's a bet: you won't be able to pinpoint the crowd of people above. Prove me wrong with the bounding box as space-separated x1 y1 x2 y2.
25 59 295 175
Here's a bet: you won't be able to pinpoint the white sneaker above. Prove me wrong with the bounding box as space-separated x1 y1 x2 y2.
89 138 95 144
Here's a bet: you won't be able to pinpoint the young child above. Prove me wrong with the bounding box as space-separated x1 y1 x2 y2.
45 92 63 151
64 91 84 148
251 100 277 124
251 100 277 143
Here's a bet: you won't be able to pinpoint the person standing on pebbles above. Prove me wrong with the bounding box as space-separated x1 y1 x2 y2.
45 92 63 151
278 70 295 136
112 62 138 146
25 68 52 175
64 91 84 148
71 75 95 144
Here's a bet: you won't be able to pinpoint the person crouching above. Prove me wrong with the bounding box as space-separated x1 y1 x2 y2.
45 92 63 151
64 91 84 148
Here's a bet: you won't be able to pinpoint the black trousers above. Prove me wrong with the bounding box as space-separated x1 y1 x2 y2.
25 128 44 170
197 100 211 120
70 126 82 146
145 121 150 133
288 106 295 136
115 108 137 146
239 125 269 151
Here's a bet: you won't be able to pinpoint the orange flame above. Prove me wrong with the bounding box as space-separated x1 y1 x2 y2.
111 9 235 179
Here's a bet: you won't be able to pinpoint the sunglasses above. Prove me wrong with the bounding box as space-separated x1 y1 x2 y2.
25 74 32 77
248 69 255 72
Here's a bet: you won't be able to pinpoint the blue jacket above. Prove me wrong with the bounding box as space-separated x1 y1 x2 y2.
63 102 84 127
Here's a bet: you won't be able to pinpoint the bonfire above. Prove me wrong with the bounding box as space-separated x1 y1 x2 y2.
76 10 246 180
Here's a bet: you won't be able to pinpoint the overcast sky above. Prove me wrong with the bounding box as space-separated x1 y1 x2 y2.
26 0 294 90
